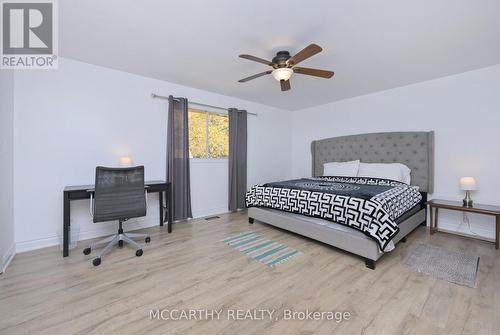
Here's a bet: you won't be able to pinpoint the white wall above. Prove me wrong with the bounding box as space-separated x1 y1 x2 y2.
0 70 15 272
13 58 292 251
292 65 500 240
12 57 499 251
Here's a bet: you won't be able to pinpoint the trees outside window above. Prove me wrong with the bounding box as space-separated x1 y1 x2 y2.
188 108 229 159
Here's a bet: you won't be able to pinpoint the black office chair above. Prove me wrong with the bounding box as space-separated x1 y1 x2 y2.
83 166 151 266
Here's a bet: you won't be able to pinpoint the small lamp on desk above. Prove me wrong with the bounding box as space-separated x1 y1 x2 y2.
119 156 133 167
460 177 477 207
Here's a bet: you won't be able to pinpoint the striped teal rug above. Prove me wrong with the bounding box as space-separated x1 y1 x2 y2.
222 232 300 268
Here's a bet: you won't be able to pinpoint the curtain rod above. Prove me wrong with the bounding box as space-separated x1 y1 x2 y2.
151 93 258 116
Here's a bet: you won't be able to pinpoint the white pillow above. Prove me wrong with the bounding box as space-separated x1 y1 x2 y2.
323 160 360 177
357 162 411 184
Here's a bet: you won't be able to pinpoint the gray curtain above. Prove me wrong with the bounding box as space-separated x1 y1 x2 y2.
228 108 247 211
167 96 192 220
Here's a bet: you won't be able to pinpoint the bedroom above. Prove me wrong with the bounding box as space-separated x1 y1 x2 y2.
0 1 499 334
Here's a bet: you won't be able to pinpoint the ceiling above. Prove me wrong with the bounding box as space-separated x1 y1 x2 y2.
59 0 500 111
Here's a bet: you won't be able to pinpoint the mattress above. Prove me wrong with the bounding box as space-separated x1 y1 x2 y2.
246 176 423 251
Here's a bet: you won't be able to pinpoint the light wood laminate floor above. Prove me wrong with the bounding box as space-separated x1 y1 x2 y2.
1 211 499 335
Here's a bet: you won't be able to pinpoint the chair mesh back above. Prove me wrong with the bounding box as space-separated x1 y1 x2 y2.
93 166 146 223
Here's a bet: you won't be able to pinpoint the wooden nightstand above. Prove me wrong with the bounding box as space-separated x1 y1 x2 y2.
427 199 500 249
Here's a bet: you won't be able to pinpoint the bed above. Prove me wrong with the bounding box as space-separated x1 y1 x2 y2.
246 131 434 269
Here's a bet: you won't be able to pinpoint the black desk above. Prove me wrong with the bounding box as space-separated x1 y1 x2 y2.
63 180 172 257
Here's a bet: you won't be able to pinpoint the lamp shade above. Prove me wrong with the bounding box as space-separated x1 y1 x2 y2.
119 156 133 167
460 177 477 191
272 68 293 81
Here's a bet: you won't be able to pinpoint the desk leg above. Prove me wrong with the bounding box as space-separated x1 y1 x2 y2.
63 192 70 257
496 215 499 250
429 206 435 234
159 191 164 227
168 184 172 233
434 208 439 232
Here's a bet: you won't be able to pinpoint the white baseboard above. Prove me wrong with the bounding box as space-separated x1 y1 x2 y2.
15 236 59 253
13 203 235 254
14 206 232 254
192 207 229 219
1 243 16 274
78 216 160 241
425 208 496 241
15 216 160 253
434 221 495 242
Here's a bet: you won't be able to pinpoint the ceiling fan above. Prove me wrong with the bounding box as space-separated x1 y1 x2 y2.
238 43 334 91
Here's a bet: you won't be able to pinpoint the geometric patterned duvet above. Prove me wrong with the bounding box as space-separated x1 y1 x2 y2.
246 176 422 252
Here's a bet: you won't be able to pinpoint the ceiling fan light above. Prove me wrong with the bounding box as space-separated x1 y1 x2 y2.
272 68 293 81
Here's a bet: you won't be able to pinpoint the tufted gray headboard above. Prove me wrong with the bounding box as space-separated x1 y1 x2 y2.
311 131 434 193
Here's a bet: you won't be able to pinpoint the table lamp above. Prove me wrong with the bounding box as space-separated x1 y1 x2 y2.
460 177 476 207
119 156 133 167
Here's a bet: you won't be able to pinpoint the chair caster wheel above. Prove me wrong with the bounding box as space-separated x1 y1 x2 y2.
118 240 123 247
92 258 101 266
145 237 151 243
136 249 143 257
83 247 91 255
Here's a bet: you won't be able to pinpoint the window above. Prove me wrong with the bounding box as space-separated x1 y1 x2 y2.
188 108 229 159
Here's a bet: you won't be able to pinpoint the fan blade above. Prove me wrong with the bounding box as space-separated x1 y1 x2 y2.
293 67 334 78
286 44 322 66
238 70 272 83
239 54 275 67
280 79 291 91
